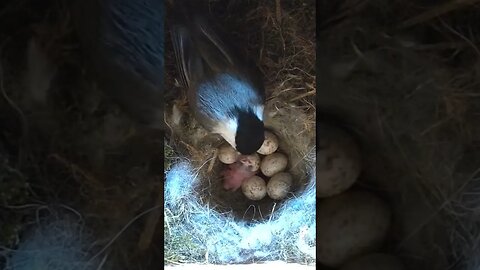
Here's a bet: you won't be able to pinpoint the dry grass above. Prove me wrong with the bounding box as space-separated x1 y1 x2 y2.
0 0 164 269
164 0 316 266
164 261 316 270
1 0 480 269
0 0 315 268
317 0 480 269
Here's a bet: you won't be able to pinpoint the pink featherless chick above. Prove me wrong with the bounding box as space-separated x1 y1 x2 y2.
222 155 258 191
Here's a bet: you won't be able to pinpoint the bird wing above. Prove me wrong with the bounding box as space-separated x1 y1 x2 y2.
169 2 241 89
194 15 237 73
170 24 200 89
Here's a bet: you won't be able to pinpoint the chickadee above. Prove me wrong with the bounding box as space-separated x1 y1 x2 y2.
168 1 266 155
71 0 165 130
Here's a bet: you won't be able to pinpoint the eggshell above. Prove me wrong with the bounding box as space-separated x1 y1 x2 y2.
257 131 279 155
316 124 361 197
317 190 391 267
267 172 293 200
241 176 267 200
340 253 406 270
260 152 288 177
218 144 239 164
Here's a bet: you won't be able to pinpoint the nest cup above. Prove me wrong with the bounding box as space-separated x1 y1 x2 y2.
164 100 316 263
189 100 315 221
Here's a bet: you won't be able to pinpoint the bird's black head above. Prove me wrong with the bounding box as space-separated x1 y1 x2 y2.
235 110 265 155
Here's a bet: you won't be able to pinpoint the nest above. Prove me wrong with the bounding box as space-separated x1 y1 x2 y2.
165 100 315 220
1 0 479 269
0 1 164 269
164 0 315 221
3 207 102 270
317 0 480 269
163 0 316 264
0 0 316 268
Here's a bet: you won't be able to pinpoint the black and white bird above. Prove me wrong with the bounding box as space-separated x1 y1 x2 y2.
168 0 266 155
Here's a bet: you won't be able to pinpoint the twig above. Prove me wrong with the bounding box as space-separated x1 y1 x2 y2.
318 0 368 31
207 149 218 173
137 183 163 251
289 90 316 102
398 0 480 29
411 42 469 51
88 204 163 264
440 19 480 58
48 154 104 188
397 167 480 250
275 0 282 24
0 38 29 166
